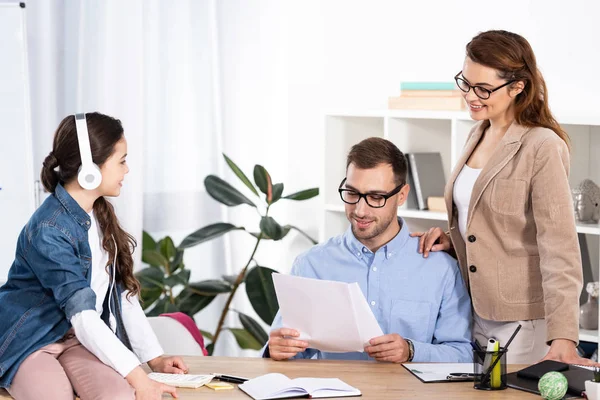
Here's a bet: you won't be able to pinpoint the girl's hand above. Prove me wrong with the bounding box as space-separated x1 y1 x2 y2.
126 366 178 399
148 356 188 374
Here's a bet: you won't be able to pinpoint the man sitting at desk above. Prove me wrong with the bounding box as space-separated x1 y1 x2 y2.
265 138 472 363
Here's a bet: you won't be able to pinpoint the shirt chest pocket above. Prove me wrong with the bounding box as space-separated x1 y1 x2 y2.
490 179 528 215
389 299 432 341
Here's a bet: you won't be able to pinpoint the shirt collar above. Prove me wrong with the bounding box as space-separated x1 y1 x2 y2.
54 183 92 229
344 217 410 260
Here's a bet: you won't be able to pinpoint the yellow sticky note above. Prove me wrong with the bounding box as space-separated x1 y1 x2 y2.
206 382 234 391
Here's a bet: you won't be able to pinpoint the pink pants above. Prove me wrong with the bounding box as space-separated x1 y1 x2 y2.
8 330 135 400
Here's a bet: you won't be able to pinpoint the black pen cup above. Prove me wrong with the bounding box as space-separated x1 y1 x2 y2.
473 348 507 390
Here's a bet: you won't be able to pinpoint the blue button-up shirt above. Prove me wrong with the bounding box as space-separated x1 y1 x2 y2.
268 218 472 362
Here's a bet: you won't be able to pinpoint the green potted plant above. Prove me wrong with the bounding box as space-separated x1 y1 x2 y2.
585 367 600 400
136 154 319 354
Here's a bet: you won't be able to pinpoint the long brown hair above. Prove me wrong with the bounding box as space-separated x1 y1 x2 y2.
466 30 570 149
40 112 140 297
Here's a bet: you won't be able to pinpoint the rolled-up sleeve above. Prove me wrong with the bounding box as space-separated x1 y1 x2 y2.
27 226 96 320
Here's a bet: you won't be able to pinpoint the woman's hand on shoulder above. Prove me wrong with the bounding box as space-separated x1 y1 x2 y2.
148 355 188 374
410 227 452 257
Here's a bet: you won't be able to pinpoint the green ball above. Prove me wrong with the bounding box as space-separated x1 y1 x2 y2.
538 371 568 400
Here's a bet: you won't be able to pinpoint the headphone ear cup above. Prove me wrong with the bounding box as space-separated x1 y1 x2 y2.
78 163 102 190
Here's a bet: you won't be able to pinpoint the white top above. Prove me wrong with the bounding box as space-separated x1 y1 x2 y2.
69 211 163 378
453 165 482 243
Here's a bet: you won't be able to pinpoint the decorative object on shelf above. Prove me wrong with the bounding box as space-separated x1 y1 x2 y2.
388 82 465 110
585 367 600 400
580 281 599 330
573 179 600 223
137 154 319 355
538 371 568 400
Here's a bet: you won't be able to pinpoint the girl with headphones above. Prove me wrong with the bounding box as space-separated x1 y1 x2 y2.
0 113 186 399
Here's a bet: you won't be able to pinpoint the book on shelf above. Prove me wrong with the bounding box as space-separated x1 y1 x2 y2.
400 89 462 97
400 82 456 91
388 95 465 111
405 153 446 210
427 196 447 213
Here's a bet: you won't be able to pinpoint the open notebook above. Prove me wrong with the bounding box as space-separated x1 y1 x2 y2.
147 372 214 388
238 373 362 399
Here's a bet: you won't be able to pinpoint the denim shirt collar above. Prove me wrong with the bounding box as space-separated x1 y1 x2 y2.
54 183 92 230
344 217 409 260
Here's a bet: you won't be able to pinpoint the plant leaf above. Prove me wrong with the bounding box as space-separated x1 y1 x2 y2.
142 231 157 252
199 329 214 341
140 288 163 310
287 225 318 245
171 249 185 273
188 280 232 296
159 236 177 260
260 216 285 241
223 154 259 196
135 267 165 289
205 175 256 207
165 269 191 288
176 288 216 316
222 273 243 285
179 223 243 249
283 188 319 201
228 328 263 350
238 312 269 346
206 343 214 356
142 249 169 269
269 183 284 204
146 296 179 317
245 266 279 325
253 165 272 196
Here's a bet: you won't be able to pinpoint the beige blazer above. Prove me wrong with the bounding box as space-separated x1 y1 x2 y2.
444 120 583 344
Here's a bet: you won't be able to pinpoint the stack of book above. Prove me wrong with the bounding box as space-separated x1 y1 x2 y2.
388 82 465 111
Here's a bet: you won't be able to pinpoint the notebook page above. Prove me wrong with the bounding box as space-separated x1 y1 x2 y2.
238 373 307 399
292 377 360 395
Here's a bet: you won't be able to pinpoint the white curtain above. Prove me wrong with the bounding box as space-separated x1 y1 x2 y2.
25 0 242 355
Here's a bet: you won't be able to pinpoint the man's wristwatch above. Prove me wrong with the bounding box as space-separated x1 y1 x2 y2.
405 338 415 362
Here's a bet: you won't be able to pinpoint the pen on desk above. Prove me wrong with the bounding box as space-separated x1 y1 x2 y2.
212 373 249 384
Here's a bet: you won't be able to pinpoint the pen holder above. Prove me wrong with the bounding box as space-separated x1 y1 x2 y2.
473 348 507 390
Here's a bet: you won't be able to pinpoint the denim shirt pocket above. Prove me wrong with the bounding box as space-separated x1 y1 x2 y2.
389 299 432 342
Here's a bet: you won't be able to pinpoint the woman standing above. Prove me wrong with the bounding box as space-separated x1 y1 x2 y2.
414 30 590 364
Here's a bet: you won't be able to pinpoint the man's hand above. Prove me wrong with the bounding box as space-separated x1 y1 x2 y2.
365 333 410 363
148 356 188 374
268 328 309 361
541 339 600 366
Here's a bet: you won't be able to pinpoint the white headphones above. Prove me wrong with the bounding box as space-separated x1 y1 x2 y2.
75 113 102 190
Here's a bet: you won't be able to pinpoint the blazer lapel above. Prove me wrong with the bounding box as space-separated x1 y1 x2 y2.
444 121 487 217
466 122 530 229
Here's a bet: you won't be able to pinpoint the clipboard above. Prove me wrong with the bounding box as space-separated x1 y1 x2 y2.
402 363 474 383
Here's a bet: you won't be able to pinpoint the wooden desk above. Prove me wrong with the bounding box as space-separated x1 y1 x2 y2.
0 357 535 399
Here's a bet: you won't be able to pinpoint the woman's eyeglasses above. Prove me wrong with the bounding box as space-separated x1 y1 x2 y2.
454 71 515 100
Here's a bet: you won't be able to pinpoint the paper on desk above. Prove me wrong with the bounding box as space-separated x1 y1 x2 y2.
272 274 384 353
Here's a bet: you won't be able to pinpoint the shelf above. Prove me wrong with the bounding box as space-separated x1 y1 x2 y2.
325 204 447 221
579 329 598 343
326 205 599 235
576 222 600 236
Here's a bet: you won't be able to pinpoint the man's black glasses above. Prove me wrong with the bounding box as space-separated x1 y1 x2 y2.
338 178 405 208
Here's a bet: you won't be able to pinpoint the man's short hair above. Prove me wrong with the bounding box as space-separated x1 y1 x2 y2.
346 137 407 186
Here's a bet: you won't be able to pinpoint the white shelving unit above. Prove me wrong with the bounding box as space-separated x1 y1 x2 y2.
322 109 600 346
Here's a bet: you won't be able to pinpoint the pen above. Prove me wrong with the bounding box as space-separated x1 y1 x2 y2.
481 324 522 386
212 373 249 384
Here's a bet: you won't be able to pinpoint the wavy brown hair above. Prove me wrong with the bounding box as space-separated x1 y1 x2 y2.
40 112 140 297
466 30 570 149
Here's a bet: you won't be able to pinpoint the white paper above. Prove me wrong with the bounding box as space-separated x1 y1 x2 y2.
402 363 473 382
272 274 384 353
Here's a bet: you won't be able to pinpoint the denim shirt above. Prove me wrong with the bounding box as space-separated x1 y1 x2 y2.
265 218 473 363
0 184 132 388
